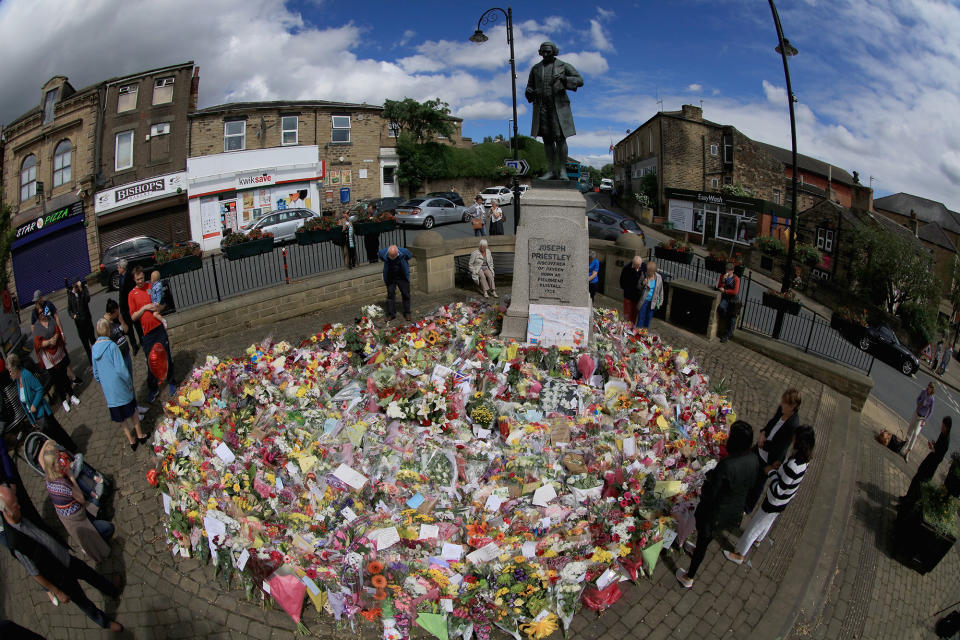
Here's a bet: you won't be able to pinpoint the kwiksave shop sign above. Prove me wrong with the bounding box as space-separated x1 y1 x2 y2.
95 171 186 215
15 201 84 240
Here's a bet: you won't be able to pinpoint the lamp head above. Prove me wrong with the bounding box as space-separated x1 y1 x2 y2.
469 30 488 43
776 38 799 56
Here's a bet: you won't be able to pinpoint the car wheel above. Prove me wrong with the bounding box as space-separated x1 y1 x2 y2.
901 359 916 376
109 270 122 291
423 216 435 229
858 336 871 351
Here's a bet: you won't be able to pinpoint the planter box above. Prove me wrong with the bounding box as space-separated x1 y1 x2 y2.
353 220 396 235
760 255 774 270
296 229 344 245
895 511 957 574
222 238 274 261
654 246 694 264
156 255 202 278
762 291 801 316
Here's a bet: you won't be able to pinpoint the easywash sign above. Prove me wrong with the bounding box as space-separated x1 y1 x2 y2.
236 172 276 189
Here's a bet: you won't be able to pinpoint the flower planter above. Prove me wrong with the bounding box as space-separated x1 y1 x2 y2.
762 291 801 316
156 255 202 278
295 229 344 246
353 220 396 235
223 238 275 261
895 510 957 574
654 246 694 264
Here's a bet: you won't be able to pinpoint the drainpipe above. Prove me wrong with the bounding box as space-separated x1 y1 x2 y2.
90 85 106 264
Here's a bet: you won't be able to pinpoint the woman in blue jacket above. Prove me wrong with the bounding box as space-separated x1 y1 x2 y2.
92 319 147 452
6 354 78 453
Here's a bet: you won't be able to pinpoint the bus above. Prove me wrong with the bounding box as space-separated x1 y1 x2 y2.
565 161 581 181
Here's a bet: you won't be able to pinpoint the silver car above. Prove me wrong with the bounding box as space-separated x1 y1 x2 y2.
394 198 465 229
243 208 321 243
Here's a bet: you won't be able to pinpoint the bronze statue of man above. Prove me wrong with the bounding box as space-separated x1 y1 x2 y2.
525 41 584 180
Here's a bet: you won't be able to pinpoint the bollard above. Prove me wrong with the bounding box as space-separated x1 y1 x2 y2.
282 247 290 285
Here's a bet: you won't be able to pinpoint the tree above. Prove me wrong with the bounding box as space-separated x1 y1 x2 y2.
850 223 940 315
949 255 960 321
638 171 658 210
721 182 753 197
600 163 614 179
382 98 455 143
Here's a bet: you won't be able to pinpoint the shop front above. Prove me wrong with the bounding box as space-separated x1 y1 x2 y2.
94 171 190 253
11 200 90 301
186 146 325 251
665 188 786 246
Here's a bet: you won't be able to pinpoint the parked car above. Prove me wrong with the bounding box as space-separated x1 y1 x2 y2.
479 186 513 206
100 235 171 291
424 192 464 207
242 208 321 243
350 197 406 217
394 198 465 229
578 181 594 194
854 324 919 376
518 185 531 197
599 178 614 192
586 208 645 242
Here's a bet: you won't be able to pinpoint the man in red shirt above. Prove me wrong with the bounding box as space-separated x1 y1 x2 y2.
128 266 175 403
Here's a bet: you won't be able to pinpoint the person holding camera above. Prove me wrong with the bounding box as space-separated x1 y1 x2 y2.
68 277 95 366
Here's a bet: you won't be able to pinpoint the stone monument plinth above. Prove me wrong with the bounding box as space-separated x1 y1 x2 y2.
500 187 591 345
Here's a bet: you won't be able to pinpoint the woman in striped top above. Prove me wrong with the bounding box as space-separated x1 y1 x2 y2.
724 425 815 564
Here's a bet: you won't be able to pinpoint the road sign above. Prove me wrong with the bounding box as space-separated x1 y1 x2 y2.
505 159 529 176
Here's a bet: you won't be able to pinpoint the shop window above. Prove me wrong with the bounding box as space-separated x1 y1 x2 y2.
224 120 245 152
281 116 298 145
115 131 134 170
20 155 37 201
53 140 72 187
717 212 739 241
42 89 58 125
153 77 174 105
710 143 718 156
118 84 138 112
331 115 351 143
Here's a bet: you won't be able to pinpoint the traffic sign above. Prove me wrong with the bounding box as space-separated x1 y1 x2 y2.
505 159 529 176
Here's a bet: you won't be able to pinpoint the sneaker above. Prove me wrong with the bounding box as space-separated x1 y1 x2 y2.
723 550 744 565
70 395 80 406
482 291 488 298
491 291 499 298
676 568 694 589
148 390 159 404
62 400 71 413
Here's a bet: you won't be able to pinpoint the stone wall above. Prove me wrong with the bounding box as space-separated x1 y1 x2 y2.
166 262 414 350
732 132 783 202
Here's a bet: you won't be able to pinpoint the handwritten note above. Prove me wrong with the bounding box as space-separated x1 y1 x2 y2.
441 543 463 562
367 527 401 551
419 524 439 540
332 464 368 490
214 442 235 464
532 483 558 507
466 542 501 564
236 548 250 570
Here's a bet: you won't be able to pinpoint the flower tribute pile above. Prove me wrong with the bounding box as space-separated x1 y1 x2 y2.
151 302 734 639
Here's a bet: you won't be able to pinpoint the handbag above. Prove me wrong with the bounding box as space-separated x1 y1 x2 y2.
471 216 483 230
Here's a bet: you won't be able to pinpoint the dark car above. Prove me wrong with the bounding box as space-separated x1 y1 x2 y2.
586 208 645 242
856 324 919 376
100 235 171 291
425 191 464 207
350 196 406 217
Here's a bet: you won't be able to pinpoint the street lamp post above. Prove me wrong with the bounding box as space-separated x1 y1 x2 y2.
768 0 799 295
471 7 522 234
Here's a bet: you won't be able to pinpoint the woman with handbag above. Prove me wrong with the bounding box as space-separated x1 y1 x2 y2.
6 354 78 453
32 305 80 414
488 202 505 235
468 196 486 237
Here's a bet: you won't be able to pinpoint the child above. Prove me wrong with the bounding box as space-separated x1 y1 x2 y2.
149 271 168 329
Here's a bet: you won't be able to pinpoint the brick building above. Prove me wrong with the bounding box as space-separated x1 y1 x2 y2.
185 101 406 251
1 75 101 301
94 62 198 251
613 105 853 248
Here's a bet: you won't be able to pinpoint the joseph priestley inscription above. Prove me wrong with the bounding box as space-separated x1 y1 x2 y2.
529 238 574 303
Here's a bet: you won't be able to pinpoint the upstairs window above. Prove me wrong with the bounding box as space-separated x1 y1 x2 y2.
331 115 351 143
723 134 733 164
42 89 58 124
224 120 245 151
710 143 718 156
281 116 298 145
117 84 138 112
20 155 37 201
53 140 72 187
115 131 134 170
153 77 174 105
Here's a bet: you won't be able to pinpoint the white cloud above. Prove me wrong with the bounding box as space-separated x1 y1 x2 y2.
762 80 787 104
589 19 614 53
398 29 416 47
560 51 609 76
687 83 703 92
455 101 527 121
596 7 616 21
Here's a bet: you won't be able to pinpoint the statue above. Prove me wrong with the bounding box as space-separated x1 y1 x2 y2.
525 41 584 181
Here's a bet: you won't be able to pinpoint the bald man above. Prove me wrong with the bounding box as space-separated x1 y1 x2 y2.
619 255 646 326
377 244 413 322
0 484 123 632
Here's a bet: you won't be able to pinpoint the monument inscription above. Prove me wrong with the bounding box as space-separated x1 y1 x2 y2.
529 238 573 302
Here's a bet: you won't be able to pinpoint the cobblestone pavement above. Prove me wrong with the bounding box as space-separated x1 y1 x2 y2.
1 285 946 640
789 397 960 640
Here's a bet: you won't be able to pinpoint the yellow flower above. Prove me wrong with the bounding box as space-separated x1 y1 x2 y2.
591 546 613 563
618 544 631 558
513 555 525 564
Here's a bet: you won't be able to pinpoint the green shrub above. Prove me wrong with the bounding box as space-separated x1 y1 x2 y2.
898 301 937 346
754 236 786 256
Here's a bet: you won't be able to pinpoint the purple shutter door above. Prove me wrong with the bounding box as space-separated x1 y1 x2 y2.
12 223 90 301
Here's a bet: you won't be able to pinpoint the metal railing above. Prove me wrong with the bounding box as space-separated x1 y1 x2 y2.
647 248 875 375
165 227 407 312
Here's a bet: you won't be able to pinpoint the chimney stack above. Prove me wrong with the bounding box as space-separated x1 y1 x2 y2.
681 104 703 121
850 183 874 212
189 67 200 112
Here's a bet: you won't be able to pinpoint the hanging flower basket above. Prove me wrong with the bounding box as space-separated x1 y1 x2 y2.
762 291 801 316
654 246 694 265
157 255 202 278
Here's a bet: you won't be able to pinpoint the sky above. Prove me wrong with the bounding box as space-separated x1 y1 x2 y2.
2 0 960 208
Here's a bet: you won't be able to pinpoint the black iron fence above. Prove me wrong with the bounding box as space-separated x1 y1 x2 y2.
646 248 875 375
165 228 407 312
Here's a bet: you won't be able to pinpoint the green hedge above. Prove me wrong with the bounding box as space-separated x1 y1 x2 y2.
396 136 550 188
